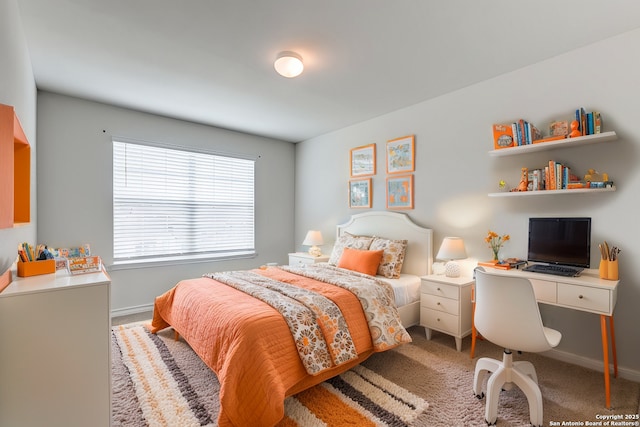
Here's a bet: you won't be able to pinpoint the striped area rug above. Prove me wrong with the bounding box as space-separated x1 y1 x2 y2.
112 324 428 427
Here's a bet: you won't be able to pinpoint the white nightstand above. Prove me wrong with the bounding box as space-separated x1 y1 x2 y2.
288 252 329 266
420 274 474 352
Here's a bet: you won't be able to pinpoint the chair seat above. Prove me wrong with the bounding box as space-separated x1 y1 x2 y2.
543 326 562 348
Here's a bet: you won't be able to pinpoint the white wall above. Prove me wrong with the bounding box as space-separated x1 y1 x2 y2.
296 29 640 376
0 0 37 273
36 92 295 314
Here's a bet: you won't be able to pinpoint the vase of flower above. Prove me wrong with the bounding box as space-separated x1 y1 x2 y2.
486 230 510 262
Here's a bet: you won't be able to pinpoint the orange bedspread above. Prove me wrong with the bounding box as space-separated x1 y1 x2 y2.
151 267 377 427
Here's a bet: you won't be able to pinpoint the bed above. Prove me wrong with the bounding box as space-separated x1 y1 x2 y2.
151 211 433 426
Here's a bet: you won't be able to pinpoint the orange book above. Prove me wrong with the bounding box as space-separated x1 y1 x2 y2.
548 161 556 190
492 124 514 149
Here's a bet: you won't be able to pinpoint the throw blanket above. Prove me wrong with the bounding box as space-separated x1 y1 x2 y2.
280 264 412 349
205 270 358 375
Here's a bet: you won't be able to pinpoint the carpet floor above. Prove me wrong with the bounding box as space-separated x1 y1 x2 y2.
112 322 640 426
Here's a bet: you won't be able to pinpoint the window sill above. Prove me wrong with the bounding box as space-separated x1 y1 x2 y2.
108 251 256 271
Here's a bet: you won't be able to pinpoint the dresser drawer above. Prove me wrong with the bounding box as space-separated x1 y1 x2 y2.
421 294 459 315
557 283 610 314
421 281 459 300
420 308 458 335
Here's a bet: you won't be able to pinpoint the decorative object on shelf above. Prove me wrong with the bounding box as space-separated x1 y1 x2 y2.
349 178 372 208
302 230 324 257
386 174 414 210
550 120 569 136
510 167 528 192
436 237 467 278
569 120 581 138
274 51 304 78
350 143 376 177
485 230 510 261
386 135 415 174
498 179 508 192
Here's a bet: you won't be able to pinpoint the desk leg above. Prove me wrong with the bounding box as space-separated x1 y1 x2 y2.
600 315 611 409
609 316 618 378
470 301 476 359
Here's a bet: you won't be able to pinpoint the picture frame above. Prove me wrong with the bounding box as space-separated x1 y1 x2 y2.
350 143 376 177
349 178 372 209
386 174 413 210
386 135 415 174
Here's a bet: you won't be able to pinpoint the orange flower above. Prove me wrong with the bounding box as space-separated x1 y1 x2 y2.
486 230 510 259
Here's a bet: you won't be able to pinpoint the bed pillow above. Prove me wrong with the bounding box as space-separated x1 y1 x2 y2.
337 248 384 276
369 237 408 279
328 232 375 265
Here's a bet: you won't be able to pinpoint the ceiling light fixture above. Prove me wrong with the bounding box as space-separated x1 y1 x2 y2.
274 51 304 78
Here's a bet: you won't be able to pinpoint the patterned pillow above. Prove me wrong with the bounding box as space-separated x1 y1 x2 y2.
369 237 408 279
328 232 375 265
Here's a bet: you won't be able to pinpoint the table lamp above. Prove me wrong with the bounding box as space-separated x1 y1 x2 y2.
436 237 467 277
302 230 324 257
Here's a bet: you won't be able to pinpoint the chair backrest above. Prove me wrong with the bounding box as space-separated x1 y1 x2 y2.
474 268 554 353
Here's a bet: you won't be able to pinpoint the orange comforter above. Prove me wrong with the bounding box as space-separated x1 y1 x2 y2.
151 267 377 427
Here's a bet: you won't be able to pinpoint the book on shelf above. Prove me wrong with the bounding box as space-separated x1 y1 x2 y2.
574 108 602 136
492 124 514 149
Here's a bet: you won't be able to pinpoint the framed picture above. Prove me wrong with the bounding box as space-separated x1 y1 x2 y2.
386 135 415 174
386 174 413 210
350 143 376 177
349 178 372 208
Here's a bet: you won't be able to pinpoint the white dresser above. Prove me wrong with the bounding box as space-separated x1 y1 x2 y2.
0 266 111 427
420 274 474 352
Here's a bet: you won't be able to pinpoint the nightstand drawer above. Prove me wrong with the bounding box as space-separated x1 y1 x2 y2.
421 281 459 300
289 255 314 266
288 253 329 266
421 294 459 315
420 308 458 335
557 283 610 314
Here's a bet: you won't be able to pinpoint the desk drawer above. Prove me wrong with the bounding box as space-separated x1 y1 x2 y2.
421 294 459 315
530 279 557 304
557 283 610 314
420 308 458 335
421 281 459 300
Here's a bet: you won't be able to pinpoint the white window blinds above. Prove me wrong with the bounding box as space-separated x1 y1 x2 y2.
113 140 255 264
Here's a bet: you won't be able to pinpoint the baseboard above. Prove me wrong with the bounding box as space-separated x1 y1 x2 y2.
111 303 154 318
545 347 640 383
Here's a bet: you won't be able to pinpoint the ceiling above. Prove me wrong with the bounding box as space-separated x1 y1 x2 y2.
16 0 640 143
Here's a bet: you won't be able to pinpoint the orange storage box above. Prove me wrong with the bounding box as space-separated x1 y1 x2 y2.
17 259 56 277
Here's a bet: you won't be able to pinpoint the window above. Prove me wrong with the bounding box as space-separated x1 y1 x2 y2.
113 139 255 266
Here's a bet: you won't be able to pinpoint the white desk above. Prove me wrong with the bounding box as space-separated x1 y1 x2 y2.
470 267 619 409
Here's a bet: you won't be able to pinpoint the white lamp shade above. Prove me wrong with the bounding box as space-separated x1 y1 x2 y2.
436 237 467 278
274 51 304 78
302 230 323 246
436 237 467 260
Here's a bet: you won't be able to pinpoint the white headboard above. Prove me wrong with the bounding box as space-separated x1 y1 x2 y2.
336 211 433 276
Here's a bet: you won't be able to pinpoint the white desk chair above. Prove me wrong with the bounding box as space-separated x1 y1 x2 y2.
472 267 562 427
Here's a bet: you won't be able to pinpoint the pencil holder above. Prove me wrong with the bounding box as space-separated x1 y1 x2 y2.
17 259 56 277
607 259 619 281
599 259 608 279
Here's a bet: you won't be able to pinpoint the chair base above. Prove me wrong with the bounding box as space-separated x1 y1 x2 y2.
473 350 543 427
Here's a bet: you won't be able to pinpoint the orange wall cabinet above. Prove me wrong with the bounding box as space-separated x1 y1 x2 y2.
0 103 30 228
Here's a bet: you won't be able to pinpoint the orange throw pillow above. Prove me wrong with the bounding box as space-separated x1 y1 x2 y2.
337 248 384 276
